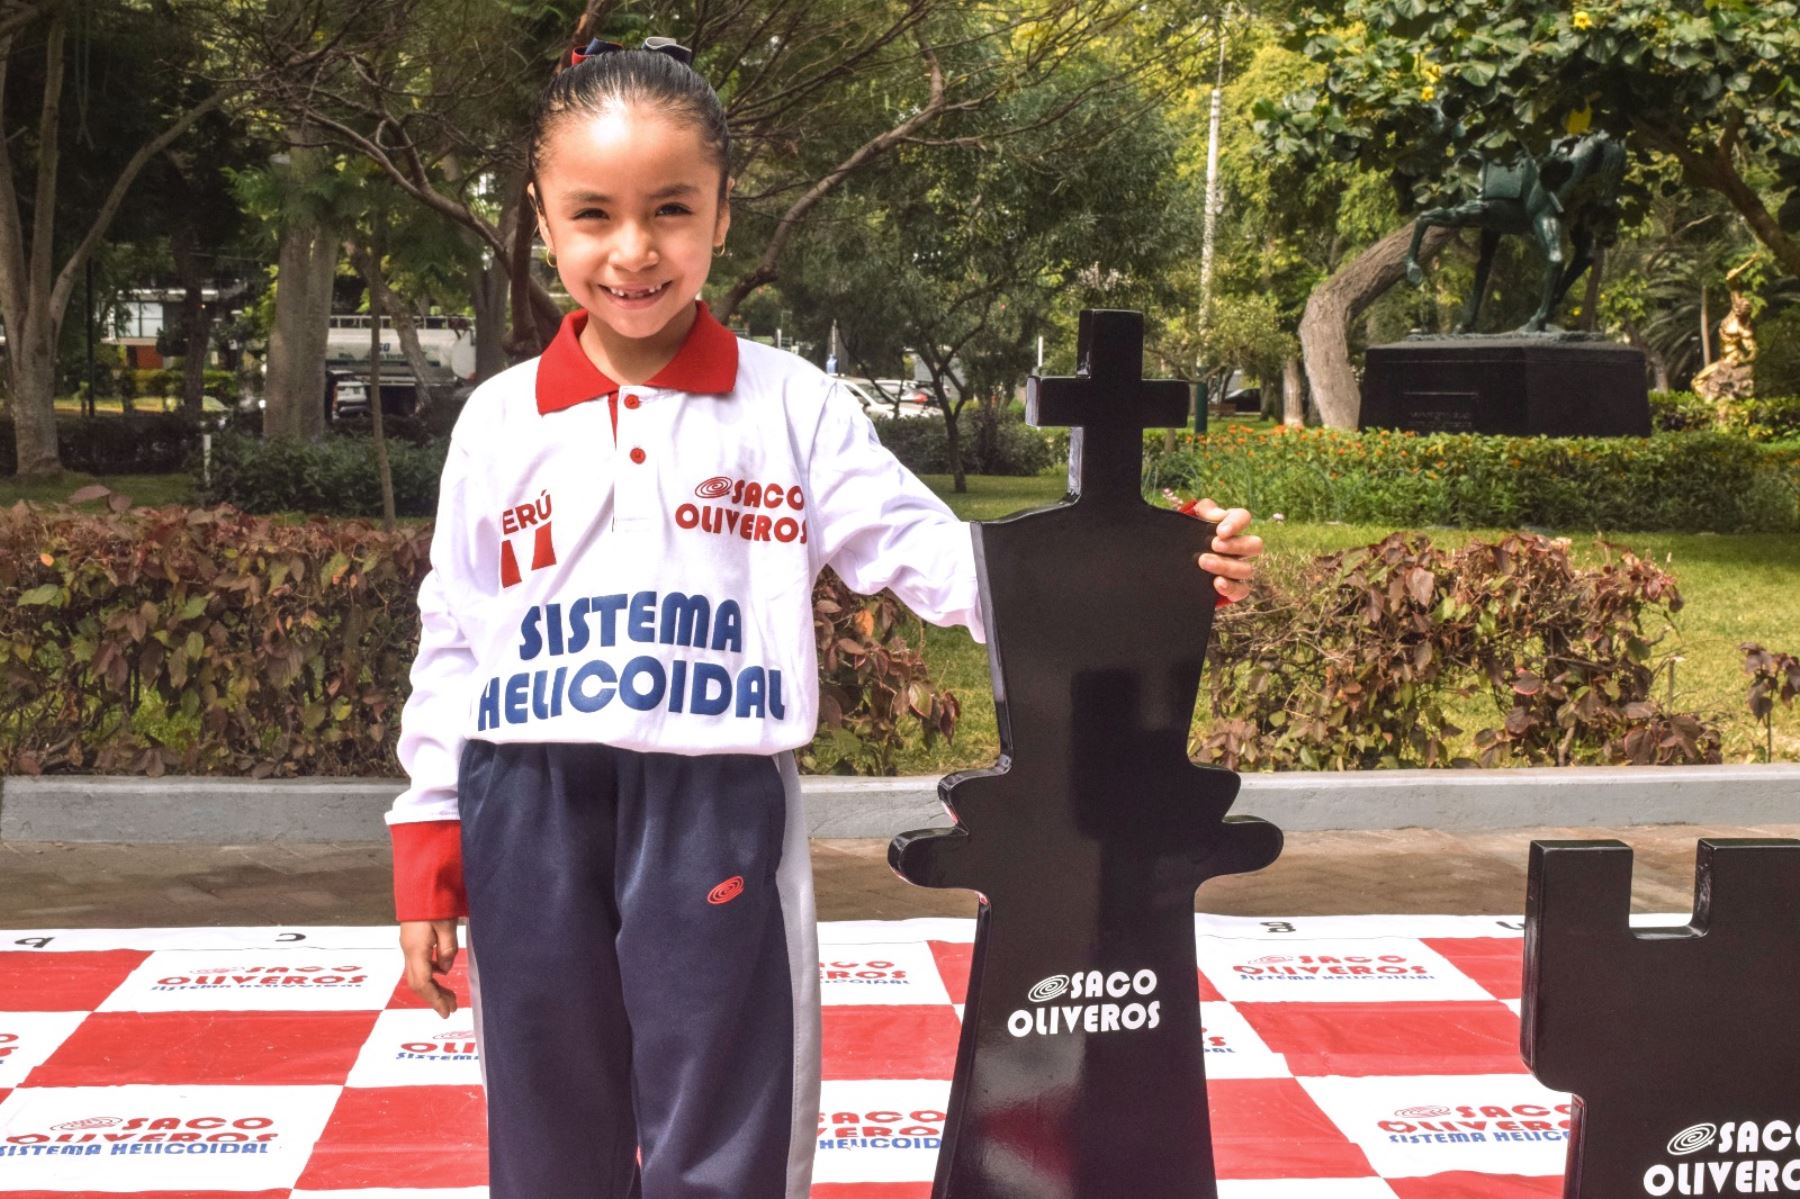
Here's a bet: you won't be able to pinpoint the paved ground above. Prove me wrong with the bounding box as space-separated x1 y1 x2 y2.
6 823 1798 928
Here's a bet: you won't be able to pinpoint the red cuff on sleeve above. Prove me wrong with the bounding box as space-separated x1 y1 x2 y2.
390 820 467 922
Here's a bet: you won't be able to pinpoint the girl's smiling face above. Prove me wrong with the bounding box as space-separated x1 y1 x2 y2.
532 105 729 345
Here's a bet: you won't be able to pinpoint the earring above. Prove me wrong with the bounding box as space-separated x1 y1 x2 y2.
713 244 726 258
543 246 557 268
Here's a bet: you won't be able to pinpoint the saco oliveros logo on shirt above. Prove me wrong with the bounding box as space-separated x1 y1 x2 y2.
1007 968 1162 1039
2 1113 282 1158
677 475 809 545
1641 1119 1800 1195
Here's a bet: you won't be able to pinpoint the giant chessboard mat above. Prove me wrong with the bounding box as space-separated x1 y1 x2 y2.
0 914 1628 1198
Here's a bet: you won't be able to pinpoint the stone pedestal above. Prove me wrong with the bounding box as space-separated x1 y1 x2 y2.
1360 336 1651 437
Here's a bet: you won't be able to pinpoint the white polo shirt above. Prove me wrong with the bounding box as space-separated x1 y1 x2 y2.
385 303 983 917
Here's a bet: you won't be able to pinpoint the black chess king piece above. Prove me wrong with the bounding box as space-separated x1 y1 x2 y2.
1523 838 1800 1199
890 309 1284 1199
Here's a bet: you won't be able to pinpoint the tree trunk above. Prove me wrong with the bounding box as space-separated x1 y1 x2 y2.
171 226 210 418
263 140 337 442
942 403 967 493
360 224 397 532
7 325 60 478
381 287 436 415
1281 355 1305 427
470 239 508 383
1299 222 1456 429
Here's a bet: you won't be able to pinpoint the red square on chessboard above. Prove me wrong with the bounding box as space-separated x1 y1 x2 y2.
0 950 147 1010
1236 1001 1528 1077
1424 937 1526 1001
1208 1077 1376 1180
29 1010 379 1087
822 1006 961 1081
926 941 971 1005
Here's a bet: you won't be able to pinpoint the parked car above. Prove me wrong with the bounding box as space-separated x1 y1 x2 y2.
870 378 937 419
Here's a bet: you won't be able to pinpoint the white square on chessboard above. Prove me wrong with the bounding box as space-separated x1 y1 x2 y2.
95 948 405 1012
813 1078 951 1184
1195 937 1492 1003
345 1008 483 1088
1218 1180 1401 1198
0 1083 340 1191
818 941 951 1007
1298 1072 1574 1180
0 1011 88 1084
1200 1000 1292 1080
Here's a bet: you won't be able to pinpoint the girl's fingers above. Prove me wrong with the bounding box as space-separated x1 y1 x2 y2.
1212 533 1264 559
1198 552 1255 581
433 923 459 973
1215 576 1251 603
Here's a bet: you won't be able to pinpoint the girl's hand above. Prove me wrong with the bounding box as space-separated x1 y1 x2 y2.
400 919 461 1018
1180 496 1263 605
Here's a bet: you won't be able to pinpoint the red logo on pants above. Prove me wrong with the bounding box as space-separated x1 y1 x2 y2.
708 876 745 905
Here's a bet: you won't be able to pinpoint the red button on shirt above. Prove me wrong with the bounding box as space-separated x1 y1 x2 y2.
629 448 646 464
623 394 641 409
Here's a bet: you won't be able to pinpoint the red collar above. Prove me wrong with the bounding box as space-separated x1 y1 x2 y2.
535 301 739 415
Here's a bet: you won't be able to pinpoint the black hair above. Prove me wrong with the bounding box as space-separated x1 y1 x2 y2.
528 44 732 208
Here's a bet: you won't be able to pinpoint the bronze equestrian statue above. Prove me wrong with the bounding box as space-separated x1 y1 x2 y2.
1404 130 1627 334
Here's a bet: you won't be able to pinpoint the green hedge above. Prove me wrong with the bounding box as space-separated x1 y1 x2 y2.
872 409 1057 476
1145 426 1800 533
196 432 449 517
116 368 241 403
1650 390 1800 441
0 505 952 778
1 413 206 476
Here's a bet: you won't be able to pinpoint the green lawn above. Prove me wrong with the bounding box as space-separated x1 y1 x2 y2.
0 471 195 508
894 470 1800 773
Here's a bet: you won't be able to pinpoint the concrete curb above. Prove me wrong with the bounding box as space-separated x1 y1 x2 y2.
2 765 1796 843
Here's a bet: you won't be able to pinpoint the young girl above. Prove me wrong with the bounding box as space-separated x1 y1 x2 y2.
386 37 1263 1199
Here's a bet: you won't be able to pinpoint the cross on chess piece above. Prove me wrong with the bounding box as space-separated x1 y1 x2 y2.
890 309 1283 1199
1522 838 1800 1199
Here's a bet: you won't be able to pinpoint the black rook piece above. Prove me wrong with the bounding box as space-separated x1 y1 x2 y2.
890 309 1283 1199
1522 839 1800 1199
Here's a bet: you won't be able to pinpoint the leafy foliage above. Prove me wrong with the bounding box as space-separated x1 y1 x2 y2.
1255 0 1800 278
1741 642 1800 762
0 499 954 778
1198 531 1720 769
1147 424 1800 532
1649 391 1800 442
804 572 960 777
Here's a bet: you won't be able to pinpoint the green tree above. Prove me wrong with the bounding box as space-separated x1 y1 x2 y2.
1257 0 1800 280
782 48 1195 492
0 1 245 477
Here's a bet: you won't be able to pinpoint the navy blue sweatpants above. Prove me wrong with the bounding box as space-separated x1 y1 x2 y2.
458 741 820 1199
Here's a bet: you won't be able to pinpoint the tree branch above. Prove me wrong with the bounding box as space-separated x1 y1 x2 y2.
714 34 952 319
48 86 232 323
